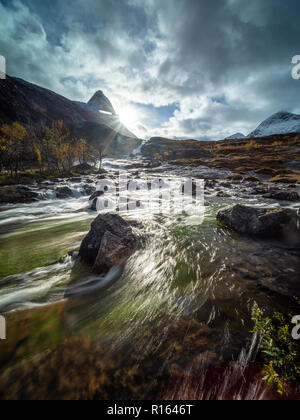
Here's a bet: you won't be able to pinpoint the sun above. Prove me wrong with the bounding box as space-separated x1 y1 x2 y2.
118 106 140 127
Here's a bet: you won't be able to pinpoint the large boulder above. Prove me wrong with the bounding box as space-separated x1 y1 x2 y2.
217 204 299 238
93 231 135 273
79 213 137 273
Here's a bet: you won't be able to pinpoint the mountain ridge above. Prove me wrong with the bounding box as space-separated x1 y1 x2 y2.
0 75 140 157
248 111 300 138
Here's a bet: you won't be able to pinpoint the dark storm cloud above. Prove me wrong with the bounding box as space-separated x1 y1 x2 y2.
0 0 300 139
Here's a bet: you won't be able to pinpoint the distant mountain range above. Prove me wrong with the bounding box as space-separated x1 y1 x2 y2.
225 133 246 140
225 111 300 140
0 75 140 157
1 74 300 156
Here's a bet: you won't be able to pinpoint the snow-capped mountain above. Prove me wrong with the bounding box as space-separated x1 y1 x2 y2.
249 111 300 137
225 133 245 140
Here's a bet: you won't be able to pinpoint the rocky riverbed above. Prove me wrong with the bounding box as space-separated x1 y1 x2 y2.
0 157 299 400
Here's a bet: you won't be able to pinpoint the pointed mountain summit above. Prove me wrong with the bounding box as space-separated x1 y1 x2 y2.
249 111 300 137
225 133 245 140
87 90 116 115
0 75 140 157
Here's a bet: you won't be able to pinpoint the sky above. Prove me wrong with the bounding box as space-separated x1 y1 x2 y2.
0 0 300 140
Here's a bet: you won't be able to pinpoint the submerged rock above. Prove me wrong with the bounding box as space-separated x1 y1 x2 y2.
81 184 96 196
0 186 40 204
55 186 74 199
69 177 82 183
79 213 137 273
216 191 231 198
263 191 300 202
217 204 299 239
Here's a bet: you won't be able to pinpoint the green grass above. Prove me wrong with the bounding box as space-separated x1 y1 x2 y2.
0 217 92 279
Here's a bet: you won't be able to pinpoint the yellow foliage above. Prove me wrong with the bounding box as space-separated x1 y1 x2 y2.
0 122 28 175
245 141 259 150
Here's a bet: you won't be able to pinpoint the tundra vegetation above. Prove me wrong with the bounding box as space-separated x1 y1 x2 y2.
143 133 300 184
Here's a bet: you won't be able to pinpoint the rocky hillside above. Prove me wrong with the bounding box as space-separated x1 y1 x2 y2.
141 133 300 184
0 75 141 157
141 137 212 160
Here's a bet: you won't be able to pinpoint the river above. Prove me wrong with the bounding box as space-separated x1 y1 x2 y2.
0 158 299 400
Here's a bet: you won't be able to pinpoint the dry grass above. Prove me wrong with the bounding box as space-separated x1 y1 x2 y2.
269 172 300 184
144 133 300 181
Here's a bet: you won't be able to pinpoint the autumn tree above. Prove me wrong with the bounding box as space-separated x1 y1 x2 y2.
77 138 94 165
33 122 96 173
90 145 106 173
0 122 28 177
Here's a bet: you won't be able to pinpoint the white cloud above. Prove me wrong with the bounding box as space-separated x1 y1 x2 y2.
1 0 300 140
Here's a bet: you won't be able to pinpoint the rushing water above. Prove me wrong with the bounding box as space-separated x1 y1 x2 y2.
0 158 299 400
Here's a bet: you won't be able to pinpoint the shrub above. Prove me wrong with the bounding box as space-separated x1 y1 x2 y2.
251 308 300 395
245 141 260 150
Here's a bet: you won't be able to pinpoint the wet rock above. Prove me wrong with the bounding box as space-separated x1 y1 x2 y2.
217 204 299 238
93 231 135 273
245 176 260 182
97 168 108 176
81 185 96 196
218 182 231 188
89 190 105 201
249 186 269 195
0 186 40 204
216 191 231 198
263 191 300 202
205 180 217 189
55 186 74 199
72 163 94 172
79 213 137 272
90 198 98 211
69 177 82 183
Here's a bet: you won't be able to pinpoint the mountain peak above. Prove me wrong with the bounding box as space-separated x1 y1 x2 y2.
87 90 115 115
249 111 300 137
225 133 245 140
